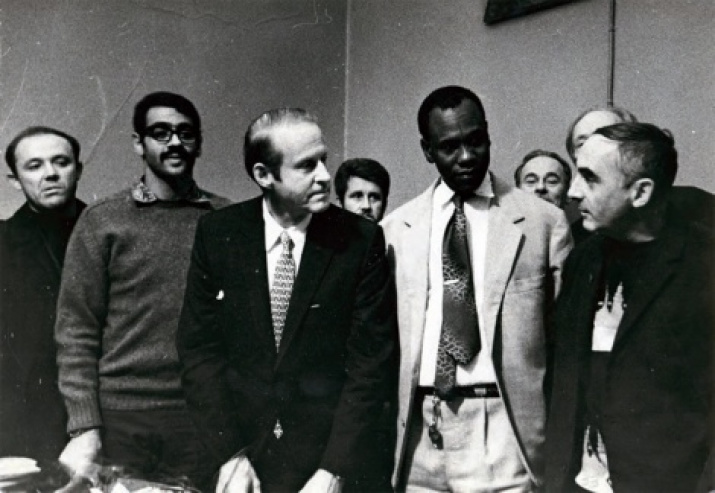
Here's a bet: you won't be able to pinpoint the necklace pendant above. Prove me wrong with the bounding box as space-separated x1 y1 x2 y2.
273 420 283 439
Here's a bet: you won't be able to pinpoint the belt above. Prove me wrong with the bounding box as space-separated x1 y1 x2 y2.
416 383 499 399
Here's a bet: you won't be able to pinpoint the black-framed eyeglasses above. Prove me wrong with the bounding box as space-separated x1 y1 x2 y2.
144 124 199 145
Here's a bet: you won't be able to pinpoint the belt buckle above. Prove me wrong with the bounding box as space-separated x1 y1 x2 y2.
471 386 488 398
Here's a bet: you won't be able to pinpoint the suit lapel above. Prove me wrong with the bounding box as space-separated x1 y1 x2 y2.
275 210 335 368
399 190 433 372
613 222 685 349
482 190 525 351
237 200 277 354
572 240 606 362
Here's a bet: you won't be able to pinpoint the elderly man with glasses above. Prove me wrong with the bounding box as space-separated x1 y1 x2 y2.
55 92 230 491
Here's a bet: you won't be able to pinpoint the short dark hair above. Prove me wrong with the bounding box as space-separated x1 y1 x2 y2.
514 149 572 187
335 158 391 206
243 107 318 181
417 86 487 140
595 122 678 197
5 126 81 175
132 91 202 147
565 106 637 162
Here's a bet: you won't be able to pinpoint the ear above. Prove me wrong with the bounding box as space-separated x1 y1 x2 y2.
132 132 145 158
630 178 654 208
420 138 434 163
7 173 22 191
75 161 84 182
252 162 275 189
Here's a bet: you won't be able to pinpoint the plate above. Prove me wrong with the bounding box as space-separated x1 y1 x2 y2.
0 457 40 480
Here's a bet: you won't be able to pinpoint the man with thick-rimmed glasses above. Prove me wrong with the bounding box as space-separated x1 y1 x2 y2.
55 92 230 491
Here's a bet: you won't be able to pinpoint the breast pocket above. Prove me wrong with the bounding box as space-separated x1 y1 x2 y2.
505 273 546 294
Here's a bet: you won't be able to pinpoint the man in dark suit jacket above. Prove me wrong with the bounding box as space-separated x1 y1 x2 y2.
545 122 714 492
177 108 396 492
0 126 85 461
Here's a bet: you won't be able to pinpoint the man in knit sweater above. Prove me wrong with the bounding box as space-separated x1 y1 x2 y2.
55 92 230 490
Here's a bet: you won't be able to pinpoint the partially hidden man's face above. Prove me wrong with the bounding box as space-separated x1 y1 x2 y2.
260 122 331 223
133 106 201 181
518 156 569 208
569 135 635 238
342 176 386 221
571 110 623 161
421 98 491 196
10 133 82 212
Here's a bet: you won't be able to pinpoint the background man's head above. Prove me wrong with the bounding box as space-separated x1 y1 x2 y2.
132 92 202 182
569 122 677 239
244 108 331 225
566 106 637 163
514 150 572 208
334 158 390 221
418 86 491 196
5 126 83 212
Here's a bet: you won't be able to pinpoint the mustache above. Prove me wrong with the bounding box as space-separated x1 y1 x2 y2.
160 147 190 160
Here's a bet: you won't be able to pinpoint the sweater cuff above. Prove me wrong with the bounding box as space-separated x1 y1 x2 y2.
65 396 103 433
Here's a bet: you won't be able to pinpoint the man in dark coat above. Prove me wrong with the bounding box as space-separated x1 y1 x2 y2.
0 126 85 461
177 108 396 492
545 122 714 492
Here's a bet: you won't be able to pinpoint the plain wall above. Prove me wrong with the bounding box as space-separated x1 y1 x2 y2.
1 1 712 218
0 0 347 218
345 0 715 213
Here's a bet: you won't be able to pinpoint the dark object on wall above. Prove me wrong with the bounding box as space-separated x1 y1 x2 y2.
484 0 580 25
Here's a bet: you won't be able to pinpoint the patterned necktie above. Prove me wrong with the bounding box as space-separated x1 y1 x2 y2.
435 195 481 399
271 231 295 351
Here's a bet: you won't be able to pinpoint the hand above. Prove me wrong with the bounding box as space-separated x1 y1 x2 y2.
54 475 94 493
57 429 102 481
299 469 343 493
215 456 262 493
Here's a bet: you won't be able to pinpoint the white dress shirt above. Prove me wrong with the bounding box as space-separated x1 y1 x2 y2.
419 175 497 386
263 199 311 290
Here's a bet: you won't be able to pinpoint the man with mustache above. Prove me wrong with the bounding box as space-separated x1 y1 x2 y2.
177 108 396 492
55 92 230 490
0 127 85 462
335 158 391 222
382 86 572 491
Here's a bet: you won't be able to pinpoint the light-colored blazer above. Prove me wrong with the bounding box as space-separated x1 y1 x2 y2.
381 173 573 488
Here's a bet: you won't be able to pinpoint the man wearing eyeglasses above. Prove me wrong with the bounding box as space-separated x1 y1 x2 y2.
55 92 230 490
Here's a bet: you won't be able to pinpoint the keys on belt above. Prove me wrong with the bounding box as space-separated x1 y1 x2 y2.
428 395 443 449
420 383 500 450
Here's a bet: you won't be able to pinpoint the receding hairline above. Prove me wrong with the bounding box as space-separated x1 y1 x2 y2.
249 119 321 143
6 127 82 174
575 110 624 130
522 155 568 173
579 134 622 163
13 133 78 169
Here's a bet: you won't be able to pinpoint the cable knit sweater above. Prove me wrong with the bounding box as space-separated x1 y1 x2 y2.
55 185 230 432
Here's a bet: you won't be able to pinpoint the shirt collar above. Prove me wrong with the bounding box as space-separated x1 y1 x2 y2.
434 172 494 207
131 177 213 204
262 198 311 252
